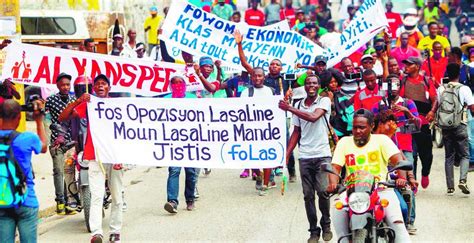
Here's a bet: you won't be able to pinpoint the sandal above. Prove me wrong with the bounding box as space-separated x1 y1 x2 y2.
240 169 249 178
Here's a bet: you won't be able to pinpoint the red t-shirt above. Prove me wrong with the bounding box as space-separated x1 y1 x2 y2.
353 85 385 110
399 75 437 125
280 8 296 28
385 12 403 39
245 9 265 26
421 57 448 87
74 102 95 160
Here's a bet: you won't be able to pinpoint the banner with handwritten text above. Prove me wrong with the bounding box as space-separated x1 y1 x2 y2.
87 96 287 168
160 0 325 74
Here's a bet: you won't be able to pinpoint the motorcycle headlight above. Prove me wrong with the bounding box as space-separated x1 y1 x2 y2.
348 192 370 214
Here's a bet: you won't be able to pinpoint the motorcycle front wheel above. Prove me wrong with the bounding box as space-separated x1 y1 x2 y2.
352 228 368 243
81 186 91 233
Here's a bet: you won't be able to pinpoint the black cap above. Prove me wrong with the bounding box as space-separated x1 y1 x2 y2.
94 74 110 85
56 72 72 83
402 56 422 66
314 55 328 64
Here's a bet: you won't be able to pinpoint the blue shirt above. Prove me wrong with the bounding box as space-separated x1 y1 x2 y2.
0 131 42 208
459 64 474 91
226 75 251 97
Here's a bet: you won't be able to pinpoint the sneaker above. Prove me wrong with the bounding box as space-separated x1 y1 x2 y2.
186 201 195 211
258 187 268 196
255 176 263 190
458 180 470 194
322 229 333 241
275 168 283 176
307 233 320 243
407 224 417 235
65 208 77 215
164 201 178 214
204 168 211 176
421 176 429 189
240 170 249 178
109 233 120 243
447 188 455 196
289 175 297 183
90 234 103 243
268 180 277 189
66 201 78 212
56 202 66 215
194 187 200 199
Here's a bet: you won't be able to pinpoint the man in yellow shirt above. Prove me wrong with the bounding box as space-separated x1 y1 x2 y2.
143 6 164 55
417 22 450 57
327 108 411 243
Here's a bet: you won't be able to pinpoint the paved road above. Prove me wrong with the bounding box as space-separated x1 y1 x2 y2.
36 146 473 242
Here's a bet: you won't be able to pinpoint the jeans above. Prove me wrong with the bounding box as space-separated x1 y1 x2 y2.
88 161 123 236
50 146 76 204
442 124 470 189
333 189 411 243
299 157 331 235
0 206 39 243
167 167 197 205
412 124 433 178
467 112 474 164
394 188 416 225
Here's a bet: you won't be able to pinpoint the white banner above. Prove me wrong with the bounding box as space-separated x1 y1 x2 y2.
326 0 388 67
87 96 287 168
161 0 325 74
0 42 203 96
165 21 291 75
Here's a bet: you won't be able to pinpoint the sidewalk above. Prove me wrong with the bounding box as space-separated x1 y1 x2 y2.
26 121 149 221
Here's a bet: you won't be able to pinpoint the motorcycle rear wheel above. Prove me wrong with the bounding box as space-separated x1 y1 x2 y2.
81 186 91 233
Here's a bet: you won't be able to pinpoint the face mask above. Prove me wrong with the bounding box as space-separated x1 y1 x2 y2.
433 52 442 59
171 83 186 98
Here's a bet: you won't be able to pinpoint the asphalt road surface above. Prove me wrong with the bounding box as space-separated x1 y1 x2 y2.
37 147 473 242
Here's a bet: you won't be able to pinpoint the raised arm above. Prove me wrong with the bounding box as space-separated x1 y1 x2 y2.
234 30 253 74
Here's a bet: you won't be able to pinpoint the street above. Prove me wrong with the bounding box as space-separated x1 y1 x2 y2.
36 146 473 242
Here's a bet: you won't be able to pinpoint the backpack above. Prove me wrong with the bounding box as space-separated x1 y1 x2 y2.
437 83 464 129
0 131 28 208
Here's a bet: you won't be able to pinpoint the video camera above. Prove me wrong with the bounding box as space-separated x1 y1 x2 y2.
345 72 362 80
20 94 43 113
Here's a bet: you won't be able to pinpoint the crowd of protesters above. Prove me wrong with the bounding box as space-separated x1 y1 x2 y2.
1 0 474 243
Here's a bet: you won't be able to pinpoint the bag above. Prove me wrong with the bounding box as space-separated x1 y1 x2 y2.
437 83 464 129
0 131 28 208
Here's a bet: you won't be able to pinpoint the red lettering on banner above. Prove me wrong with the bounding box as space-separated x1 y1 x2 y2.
136 65 154 89
72 57 87 75
90 60 102 78
33 56 51 84
52 56 61 84
163 68 174 92
105 61 122 85
150 66 164 92
121 64 137 87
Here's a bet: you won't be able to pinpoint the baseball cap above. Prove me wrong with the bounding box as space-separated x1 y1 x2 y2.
314 55 328 64
136 42 145 51
218 0 225 3
113 33 123 39
150 6 158 13
94 74 110 85
56 72 72 83
361 54 374 61
402 56 422 66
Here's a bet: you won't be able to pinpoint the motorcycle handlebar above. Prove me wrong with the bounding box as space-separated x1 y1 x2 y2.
378 181 397 188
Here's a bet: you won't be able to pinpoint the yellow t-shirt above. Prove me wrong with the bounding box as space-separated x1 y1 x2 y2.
331 134 400 181
417 35 450 57
143 15 164 45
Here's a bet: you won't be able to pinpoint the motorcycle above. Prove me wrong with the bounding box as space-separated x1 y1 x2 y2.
67 151 111 233
322 161 413 243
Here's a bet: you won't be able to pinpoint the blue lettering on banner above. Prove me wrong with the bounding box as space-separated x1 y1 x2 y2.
220 142 285 165
183 3 235 34
170 29 198 49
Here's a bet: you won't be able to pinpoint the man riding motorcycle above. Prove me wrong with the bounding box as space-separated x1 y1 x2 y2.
327 108 411 243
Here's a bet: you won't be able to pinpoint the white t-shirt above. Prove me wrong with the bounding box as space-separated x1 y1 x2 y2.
292 96 332 159
240 86 274 97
